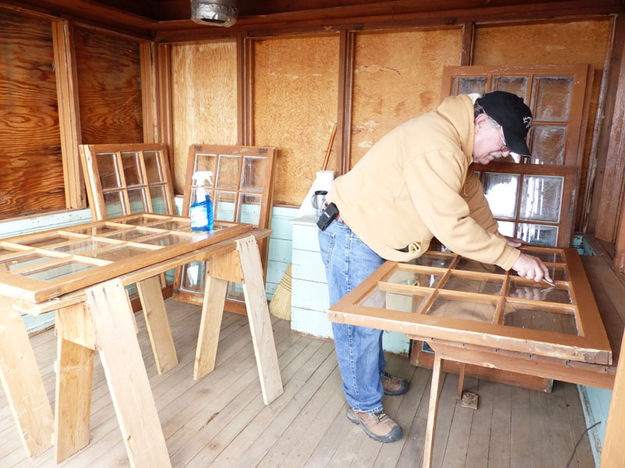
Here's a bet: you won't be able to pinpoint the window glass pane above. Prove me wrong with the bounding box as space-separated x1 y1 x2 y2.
67 224 121 236
493 76 529 102
385 269 442 288
149 185 168 214
442 275 503 295
520 176 563 222
228 282 245 302
50 240 112 254
121 215 160 226
359 288 429 313
127 188 148 214
88 245 152 261
497 221 515 237
140 234 193 246
238 193 262 224
105 228 150 241
483 173 519 219
195 154 217 179
20 261 95 281
529 126 566 165
427 296 496 323
453 76 488 95
550 265 567 281
240 156 267 192
181 262 204 291
517 223 558 247
104 191 125 218
533 76 573 121
508 282 572 304
215 191 236 221
503 303 576 335
148 220 191 232
216 155 240 190
455 257 506 274
144 151 163 181
405 254 453 268
121 152 143 186
15 234 69 247
96 153 120 189
0 253 60 271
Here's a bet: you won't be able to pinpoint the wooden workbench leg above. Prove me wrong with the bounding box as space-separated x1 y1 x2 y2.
0 300 53 457
237 236 284 405
457 362 466 399
423 353 443 468
55 304 94 462
86 279 171 468
137 277 178 374
194 275 228 380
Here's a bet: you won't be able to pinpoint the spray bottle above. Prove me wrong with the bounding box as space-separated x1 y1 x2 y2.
190 171 214 232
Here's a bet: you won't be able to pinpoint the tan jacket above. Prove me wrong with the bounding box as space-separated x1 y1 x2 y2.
327 94 520 270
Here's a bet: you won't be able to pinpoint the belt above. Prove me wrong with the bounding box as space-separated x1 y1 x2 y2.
321 203 420 254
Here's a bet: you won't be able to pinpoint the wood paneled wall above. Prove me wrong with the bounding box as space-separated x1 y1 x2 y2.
165 19 613 211
74 26 143 145
350 28 462 167
170 40 238 194
0 11 65 218
253 35 340 206
0 4 619 237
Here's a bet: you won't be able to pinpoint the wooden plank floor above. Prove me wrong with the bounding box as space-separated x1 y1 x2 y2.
1 299 595 467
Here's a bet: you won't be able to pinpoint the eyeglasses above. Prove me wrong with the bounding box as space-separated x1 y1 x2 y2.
497 126 510 153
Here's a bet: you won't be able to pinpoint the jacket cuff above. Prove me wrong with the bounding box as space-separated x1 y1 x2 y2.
496 245 521 271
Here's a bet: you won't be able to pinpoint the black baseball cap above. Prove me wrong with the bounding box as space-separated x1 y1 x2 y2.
476 91 533 157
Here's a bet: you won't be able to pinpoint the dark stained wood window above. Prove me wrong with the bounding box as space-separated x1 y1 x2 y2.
441 65 592 247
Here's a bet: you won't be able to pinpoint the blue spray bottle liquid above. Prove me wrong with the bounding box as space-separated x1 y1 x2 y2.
190 171 214 232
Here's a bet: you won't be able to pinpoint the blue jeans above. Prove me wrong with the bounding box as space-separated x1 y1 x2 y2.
318 219 386 412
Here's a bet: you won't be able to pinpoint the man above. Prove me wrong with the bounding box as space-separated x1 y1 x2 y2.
317 91 552 443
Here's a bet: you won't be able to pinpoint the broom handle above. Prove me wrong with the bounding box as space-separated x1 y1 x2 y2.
321 122 338 171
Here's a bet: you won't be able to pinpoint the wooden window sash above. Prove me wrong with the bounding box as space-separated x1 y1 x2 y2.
172 144 276 314
441 64 593 248
475 162 577 247
328 247 611 366
79 143 176 221
0 213 251 304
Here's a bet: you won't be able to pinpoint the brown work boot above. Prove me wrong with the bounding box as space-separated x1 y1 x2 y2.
382 371 409 396
346 407 403 443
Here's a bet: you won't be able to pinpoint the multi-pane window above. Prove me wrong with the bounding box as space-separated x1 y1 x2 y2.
79 144 176 220
442 64 591 247
175 145 276 313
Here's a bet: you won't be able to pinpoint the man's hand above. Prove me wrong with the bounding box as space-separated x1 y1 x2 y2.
511 252 553 283
504 236 523 247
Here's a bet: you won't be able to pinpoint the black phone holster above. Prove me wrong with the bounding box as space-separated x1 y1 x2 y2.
317 202 339 231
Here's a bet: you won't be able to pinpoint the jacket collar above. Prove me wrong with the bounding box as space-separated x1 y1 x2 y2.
435 94 474 165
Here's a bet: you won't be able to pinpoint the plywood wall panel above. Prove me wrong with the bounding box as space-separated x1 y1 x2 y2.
0 11 65 218
253 35 339 206
171 40 237 194
474 20 612 228
350 28 462 167
74 26 143 146
473 21 610 68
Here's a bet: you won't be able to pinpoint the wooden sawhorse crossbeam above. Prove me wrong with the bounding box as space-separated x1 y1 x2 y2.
417 339 615 468
0 232 283 467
